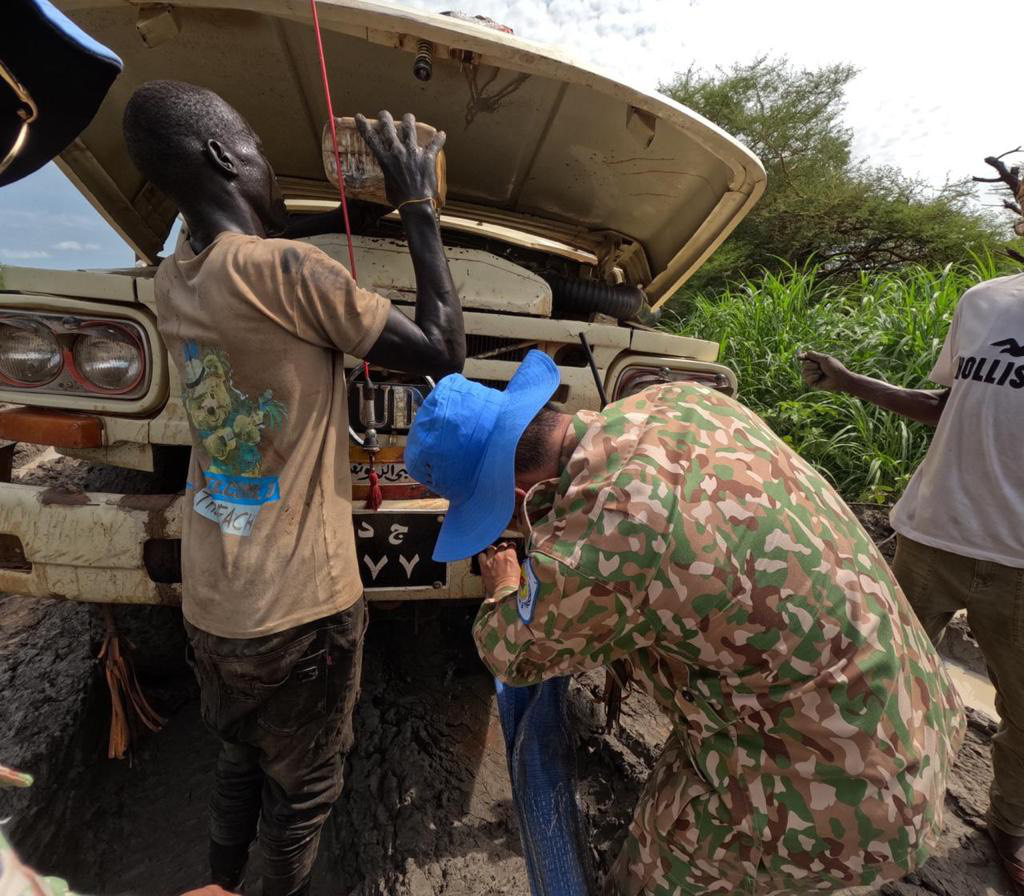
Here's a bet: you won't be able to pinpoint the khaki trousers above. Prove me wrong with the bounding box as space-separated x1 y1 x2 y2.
892 535 1024 836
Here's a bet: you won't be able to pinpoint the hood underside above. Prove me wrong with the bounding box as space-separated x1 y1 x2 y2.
52 0 765 307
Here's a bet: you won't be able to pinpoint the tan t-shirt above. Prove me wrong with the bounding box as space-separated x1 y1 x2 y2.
154 231 390 638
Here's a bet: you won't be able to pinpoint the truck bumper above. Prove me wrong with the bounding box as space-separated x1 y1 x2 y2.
0 483 183 604
0 486 479 605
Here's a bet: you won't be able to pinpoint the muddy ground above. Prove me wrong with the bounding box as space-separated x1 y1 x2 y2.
0 452 1015 895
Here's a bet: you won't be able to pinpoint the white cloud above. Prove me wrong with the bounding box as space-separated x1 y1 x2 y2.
0 249 51 260
51 240 101 252
0 0 1014 273
0 209 102 230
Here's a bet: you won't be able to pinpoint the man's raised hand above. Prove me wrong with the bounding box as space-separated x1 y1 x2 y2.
799 350 852 393
355 110 445 210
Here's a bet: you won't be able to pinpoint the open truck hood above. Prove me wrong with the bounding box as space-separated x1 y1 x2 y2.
52 0 765 308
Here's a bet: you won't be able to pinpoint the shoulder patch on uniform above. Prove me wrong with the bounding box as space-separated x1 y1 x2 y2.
517 558 540 624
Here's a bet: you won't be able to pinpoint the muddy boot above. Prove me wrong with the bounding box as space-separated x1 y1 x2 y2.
209 839 250 893
988 826 1024 896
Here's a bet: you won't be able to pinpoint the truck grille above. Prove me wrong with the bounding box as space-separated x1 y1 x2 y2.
466 335 535 362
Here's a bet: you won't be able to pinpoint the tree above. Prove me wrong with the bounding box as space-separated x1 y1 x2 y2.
972 148 1024 264
661 58 1010 299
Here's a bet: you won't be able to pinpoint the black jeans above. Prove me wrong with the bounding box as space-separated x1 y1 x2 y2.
184 599 366 896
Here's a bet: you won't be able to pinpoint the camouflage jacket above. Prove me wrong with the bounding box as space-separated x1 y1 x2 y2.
474 382 965 886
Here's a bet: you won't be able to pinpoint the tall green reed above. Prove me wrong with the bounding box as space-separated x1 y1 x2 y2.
668 258 1002 502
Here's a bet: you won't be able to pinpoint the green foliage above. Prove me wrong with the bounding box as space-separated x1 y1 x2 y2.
660 58 1010 299
669 259 1004 503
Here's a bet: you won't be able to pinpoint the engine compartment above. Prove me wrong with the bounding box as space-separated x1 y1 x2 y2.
291 204 653 324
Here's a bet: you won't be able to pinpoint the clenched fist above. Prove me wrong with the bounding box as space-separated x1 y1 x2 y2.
798 350 852 393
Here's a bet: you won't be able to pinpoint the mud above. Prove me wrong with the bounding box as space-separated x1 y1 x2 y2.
38 487 91 506
850 504 898 562
0 595 106 861
0 455 1015 895
11 442 50 470
12 450 160 494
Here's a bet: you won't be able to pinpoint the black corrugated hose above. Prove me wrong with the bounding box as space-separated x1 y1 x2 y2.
543 274 647 320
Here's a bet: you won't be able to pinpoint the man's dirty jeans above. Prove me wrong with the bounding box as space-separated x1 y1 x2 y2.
893 536 1024 836
185 599 366 896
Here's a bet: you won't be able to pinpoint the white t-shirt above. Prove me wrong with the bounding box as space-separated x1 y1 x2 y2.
891 272 1024 568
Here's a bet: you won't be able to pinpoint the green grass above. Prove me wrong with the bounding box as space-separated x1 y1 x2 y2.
667 259 1004 503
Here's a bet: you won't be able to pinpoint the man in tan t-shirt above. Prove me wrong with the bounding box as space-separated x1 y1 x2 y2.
123 80 464 896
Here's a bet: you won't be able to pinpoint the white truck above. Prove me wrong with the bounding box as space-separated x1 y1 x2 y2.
0 0 764 607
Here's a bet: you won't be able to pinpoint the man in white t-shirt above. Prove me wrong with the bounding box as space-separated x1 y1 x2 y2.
801 270 1024 895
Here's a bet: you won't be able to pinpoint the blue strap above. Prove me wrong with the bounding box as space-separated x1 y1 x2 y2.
495 678 595 895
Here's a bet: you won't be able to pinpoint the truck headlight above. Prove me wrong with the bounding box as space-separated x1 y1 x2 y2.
0 319 62 385
0 308 155 407
72 325 144 393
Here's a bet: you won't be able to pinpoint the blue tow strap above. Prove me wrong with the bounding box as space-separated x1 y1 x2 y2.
495 677 595 896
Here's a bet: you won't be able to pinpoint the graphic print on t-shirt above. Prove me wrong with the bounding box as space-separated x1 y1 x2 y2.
991 337 1024 357
952 337 1024 390
181 341 287 536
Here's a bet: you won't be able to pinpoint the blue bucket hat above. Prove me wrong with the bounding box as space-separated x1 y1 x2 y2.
1 0 123 187
406 350 560 563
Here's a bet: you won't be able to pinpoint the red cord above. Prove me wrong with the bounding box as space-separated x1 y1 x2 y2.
310 1 383 510
309 0 358 281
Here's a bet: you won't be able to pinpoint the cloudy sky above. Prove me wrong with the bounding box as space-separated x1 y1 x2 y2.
1 0 1018 270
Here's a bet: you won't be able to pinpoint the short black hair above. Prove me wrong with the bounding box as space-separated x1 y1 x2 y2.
514 405 562 475
122 80 251 203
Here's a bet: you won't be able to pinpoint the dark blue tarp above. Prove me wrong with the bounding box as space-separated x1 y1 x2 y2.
495 676 596 895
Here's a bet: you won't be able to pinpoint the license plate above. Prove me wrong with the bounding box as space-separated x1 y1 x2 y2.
352 510 448 590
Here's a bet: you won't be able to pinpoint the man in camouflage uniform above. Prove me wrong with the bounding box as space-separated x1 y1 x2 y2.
406 350 965 895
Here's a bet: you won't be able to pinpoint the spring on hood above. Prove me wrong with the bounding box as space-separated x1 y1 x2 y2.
413 40 433 81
